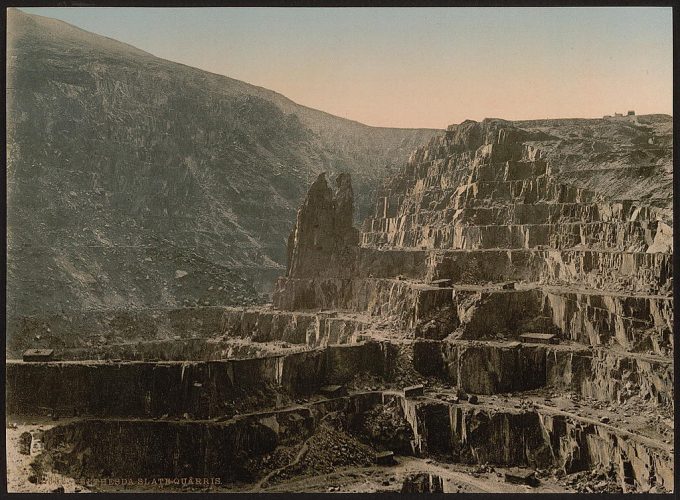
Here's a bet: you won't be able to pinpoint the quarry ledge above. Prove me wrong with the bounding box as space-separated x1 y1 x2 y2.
10 389 673 493
7 336 673 417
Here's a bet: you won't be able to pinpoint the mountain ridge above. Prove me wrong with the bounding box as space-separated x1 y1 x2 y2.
8 9 440 134
6 8 672 334
6 8 440 323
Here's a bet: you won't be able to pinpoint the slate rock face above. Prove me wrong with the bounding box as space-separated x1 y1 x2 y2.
287 173 359 278
7 113 671 493
5 9 675 494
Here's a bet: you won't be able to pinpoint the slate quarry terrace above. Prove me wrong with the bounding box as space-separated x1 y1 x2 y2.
6 120 674 493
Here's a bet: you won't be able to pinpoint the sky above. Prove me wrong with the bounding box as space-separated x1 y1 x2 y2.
21 7 673 129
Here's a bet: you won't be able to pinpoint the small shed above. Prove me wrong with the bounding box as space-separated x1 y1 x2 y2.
429 278 453 288
22 349 54 362
404 384 424 398
519 333 558 345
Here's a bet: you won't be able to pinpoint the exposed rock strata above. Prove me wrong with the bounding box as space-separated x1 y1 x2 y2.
286 173 359 278
32 391 673 491
7 116 673 493
395 395 673 491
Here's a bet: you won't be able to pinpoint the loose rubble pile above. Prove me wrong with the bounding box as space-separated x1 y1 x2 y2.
6 118 673 493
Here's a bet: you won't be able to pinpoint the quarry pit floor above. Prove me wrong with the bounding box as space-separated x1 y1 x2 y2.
4 420 572 494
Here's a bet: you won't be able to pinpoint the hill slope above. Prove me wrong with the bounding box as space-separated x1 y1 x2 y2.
515 115 673 211
6 8 439 319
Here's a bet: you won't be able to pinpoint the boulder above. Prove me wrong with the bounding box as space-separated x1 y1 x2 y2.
375 450 396 466
401 473 444 493
19 431 32 455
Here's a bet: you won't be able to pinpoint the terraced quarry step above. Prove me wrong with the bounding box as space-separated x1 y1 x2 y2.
278 245 672 295
363 220 659 252
7 336 672 418
273 278 672 352
9 118 672 493
367 202 662 227
7 389 672 492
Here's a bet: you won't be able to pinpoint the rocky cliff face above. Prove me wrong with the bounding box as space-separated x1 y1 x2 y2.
286 173 359 278
272 114 673 410
6 9 438 327
5 10 674 494
265 116 675 490
269 118 673 388
7 130 673 495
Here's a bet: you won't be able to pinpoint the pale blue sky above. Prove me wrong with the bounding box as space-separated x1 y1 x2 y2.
20 7 673 128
